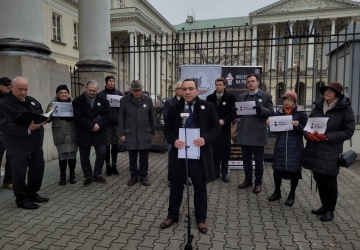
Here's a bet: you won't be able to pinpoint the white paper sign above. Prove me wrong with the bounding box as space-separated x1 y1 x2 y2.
178 128 200 159
235 101 257 115
304 117 329 134
107 95 122 107
269 115 293 132
52 102 74 117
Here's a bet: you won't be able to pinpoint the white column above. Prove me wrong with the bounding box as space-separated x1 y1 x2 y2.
0 0 53 61
140 35 145 84
268 23 276 71
77 0 114 72
251 25 258 66
307 21 314 68
287 22 294 69
129 32 135 81
134 34 139 80
331 18 336 37
150 41 155 92
156 47 161 95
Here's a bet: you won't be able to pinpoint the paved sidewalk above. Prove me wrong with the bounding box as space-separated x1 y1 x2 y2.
1 151 360 249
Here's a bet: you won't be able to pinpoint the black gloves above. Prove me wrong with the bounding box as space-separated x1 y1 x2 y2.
231 106 238 117
253 104 262 114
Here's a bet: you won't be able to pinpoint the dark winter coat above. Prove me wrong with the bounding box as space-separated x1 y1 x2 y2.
0 91 44 155
72 92 111 147
272 105 308 172
97 88 123 125
237 89 274 146
0 91 8 141
46 97 77 154
302 96 355 176
164 97 221 182
163 96 180 120
206 89 236 160
118 94 156 150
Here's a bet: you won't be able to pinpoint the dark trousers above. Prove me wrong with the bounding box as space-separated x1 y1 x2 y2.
241 145 264 185
129 149 149 179
0 140 11 184
9 148 45 205
314 173 338 212
79 145 106 178
213 159 228 176
168 160 207 223
105 144 118 164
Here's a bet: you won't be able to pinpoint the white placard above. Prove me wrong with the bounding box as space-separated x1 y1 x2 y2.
178 128 200 159
269 115 293 132
235 101 257 115
304 117 329 134
107 95 122 107
51 102 73 117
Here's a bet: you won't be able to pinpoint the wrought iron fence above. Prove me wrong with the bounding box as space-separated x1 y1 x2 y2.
110 19 360 122
70 66 83 98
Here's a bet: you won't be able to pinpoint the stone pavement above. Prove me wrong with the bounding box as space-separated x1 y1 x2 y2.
1 151 360 250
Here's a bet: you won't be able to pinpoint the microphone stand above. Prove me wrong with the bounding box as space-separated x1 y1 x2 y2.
183 119 193 250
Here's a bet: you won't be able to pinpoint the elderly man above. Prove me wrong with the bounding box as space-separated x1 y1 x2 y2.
0 77 12 189
0 77 48 209
161 79 221 234
72 80 111 187
119 80 155 187
237 74 274 194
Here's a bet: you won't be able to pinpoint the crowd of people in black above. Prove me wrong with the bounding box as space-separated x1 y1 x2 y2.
0 74 355 233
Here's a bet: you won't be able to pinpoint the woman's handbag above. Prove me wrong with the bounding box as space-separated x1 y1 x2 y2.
118 142 126 153
340 150 357 168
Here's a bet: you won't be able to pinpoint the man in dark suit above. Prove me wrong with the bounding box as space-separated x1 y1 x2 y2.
73 80 111 187
0 77 48 209
160 79 221 234
206 77 236 183
237 74 274 194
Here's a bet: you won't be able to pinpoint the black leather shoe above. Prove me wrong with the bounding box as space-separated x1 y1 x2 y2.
268 191 281 202
140 177 150 186
238 180 253 189
160 218 178 229
285 194 295 206
30 194 49 203
311 206 326 215
320 211 334 222
17 201 39 210
128 177 138 186
215 173 220 179
223 174 230 183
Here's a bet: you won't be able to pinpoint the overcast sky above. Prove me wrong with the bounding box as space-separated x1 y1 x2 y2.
147 0 360 25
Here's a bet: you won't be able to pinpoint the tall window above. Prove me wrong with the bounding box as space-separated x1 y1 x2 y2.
52 12 62 42
117 0 122 8
74 22 79 48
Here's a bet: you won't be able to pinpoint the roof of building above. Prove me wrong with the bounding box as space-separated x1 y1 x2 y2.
173 16 249 31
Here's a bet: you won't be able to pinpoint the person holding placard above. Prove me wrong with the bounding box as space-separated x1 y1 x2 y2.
98 75 123 176
46 85 78 186
266 91 307 206
236 74 274 194
302 82 355 222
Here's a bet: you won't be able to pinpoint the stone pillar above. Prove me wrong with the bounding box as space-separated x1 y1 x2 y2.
331 18 336 37
251 25 258 66
76 0 114 73
268 23 277 71
307 21 315 73
156 47 161 95
140 35 146 84
287 22 294 70
0 0 53 61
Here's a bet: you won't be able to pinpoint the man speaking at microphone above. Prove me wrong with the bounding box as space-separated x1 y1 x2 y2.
161 78 220 234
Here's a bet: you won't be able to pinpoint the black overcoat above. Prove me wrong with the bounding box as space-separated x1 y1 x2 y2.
206 89 236 160
164 97 221 182
72 92 111 147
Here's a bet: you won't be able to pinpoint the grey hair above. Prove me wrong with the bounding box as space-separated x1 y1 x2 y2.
85 80 99 88
11 77 28 86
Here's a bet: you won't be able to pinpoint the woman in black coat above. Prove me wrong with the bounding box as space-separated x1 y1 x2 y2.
98 75 123 176
267 91 308 206
302 82 355 222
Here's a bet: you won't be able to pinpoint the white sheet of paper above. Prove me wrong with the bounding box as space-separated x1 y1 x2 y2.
304 117 329 134
178 128 200 159
107 95 122 107
269 115 293 132
235 101 257 115
51 102 74 117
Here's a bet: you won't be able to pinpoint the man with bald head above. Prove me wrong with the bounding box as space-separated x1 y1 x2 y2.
0 77 48 209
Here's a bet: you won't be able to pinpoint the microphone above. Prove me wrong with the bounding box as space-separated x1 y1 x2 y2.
181 109 189 127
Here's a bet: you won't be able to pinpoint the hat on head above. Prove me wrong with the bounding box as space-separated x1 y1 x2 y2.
281 90 297 102
0 77 11 85
319 82 343 96
105 75 115 84
130 80 142 90
56 84 69 94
